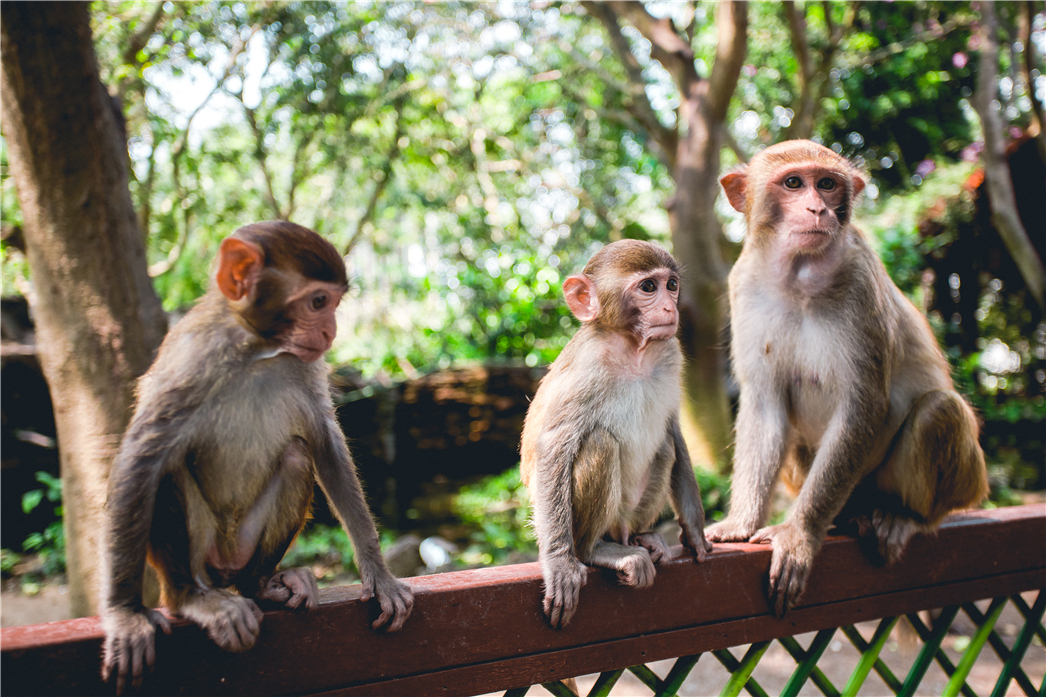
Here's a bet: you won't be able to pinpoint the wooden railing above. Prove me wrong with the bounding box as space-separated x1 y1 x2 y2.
2 504 1043 696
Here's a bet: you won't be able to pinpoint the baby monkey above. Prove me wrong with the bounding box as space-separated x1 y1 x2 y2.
521 240 712 629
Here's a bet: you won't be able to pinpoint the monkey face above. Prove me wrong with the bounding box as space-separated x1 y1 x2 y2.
278 278 347 362
772 165 848 254
626 267 680 343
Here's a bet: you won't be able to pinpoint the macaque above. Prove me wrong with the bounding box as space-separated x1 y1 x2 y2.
520 240 713 629
101 222 413 693
708 140 988 616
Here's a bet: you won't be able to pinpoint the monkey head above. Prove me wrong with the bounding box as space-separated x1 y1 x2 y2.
563 239 681 349
216 221 349 362
720 140 867 256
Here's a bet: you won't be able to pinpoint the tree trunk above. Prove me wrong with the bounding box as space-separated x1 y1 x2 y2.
1 2 167 616
973 0 1045 311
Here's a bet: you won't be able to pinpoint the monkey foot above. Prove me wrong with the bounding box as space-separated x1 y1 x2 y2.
179 588 264 653
705 518 758 543
257 568 319 611
854 510 922 566
631 532 669 563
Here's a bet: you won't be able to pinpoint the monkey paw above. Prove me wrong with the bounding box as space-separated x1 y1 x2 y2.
869 510 920 565
632 532 670 564
102 607 172 695
258 568 319 611
751 523 816 617
679 518 713 562
181 589 263 653
616 548 656 589
542 555 587 629
360 574 414 633
705 518 758 543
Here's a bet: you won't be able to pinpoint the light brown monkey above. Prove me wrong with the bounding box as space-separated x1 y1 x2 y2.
521 239 712 629
708 140 988 616
101 222 413 693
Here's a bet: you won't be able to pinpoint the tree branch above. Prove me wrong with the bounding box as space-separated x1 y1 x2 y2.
344 97 406 256
122 2 166 65
580 1 678 167
974 0 1045 309
783 2 815 138
707 1 748 122
1021 1 1046 161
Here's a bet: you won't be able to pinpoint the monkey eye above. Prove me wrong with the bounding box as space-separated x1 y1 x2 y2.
311 294 328 311
818 177 836 190
784 176 803 189
667 278 678 292
640 279 657 293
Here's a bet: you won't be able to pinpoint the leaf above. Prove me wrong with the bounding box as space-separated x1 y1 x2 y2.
21 489 43 515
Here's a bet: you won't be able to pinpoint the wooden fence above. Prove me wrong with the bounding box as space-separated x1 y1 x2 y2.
2 504 1043 696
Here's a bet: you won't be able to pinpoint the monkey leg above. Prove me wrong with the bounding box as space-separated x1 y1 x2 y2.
586 540 656 589
706 393 789 543
866 390 988 564
239 437 317 611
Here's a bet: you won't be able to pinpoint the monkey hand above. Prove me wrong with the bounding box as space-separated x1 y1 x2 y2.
632 532 670 564
360 573 414 632
678 518 713 562
542 554 587 629
750 522 817 618
101 606 172 695
257 568 319 610
705 517 759 543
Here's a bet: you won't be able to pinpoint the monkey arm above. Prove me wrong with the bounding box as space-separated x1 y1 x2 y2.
312 416 413 632
102 419 186 692
755 379 889 617
668 417 711 561
531 429 590 629
707 388 790 542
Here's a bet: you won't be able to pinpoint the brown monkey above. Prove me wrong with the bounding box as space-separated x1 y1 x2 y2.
709 140 988 616
101 221 413 693
520 239 712 629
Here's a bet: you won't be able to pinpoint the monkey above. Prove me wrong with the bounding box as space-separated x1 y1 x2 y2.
100 221 414 693
707 140 989 617
520 239 713 629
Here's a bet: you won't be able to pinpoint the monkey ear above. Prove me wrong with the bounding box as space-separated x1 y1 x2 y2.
719 171 747 213
217 237 264 301
563 274 599 322
851 172 867 199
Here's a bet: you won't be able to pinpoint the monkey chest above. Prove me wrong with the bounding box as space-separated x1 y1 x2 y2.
596 377 676 484
774 318 849 446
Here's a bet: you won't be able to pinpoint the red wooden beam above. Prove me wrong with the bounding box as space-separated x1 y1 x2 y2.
2 505 1043 696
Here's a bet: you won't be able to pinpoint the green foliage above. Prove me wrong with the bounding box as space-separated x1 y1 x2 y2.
17 472 66 577
694 468 731 522
453 467 535 566
282 524 355 573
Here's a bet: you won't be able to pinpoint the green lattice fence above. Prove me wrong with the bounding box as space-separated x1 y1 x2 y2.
514 592 1045 697
1 505 1043 696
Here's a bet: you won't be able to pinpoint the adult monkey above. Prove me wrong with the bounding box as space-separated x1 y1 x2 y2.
521 239 712 629
101 221 413 693
709 140 988 617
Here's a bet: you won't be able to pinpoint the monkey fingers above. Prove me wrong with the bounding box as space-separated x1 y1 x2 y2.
631 532 670 564
361 574 414 632
542 555 587 629
753 523 815 617
870 510 920 565
180 589 263 652
101 608 172 695
678 520 713 562
258 568 319 610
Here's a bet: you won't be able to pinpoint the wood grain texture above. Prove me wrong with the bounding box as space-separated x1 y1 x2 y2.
2 505 1043 696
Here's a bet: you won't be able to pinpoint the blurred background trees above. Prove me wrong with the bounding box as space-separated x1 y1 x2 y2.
2 1 1043 616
